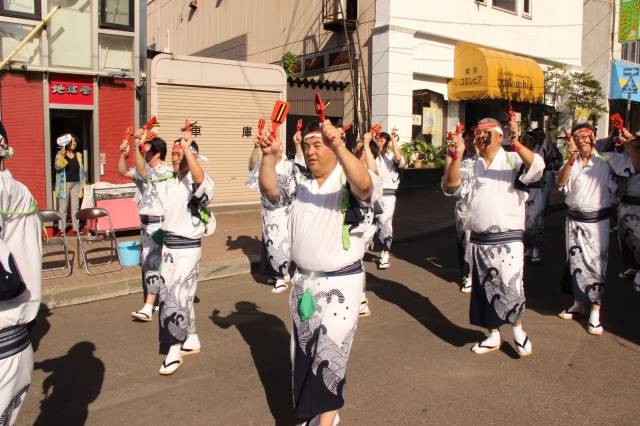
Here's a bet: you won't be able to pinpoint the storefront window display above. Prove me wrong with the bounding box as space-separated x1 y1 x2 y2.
412 90 446 147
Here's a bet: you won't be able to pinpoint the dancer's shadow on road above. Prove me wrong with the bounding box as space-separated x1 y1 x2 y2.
30 308 53 352
225 235 262 259
366 272 484 347
211 302 295 426
33 341 105 426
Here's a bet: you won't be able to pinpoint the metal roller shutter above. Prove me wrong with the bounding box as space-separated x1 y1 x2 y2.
157 83 283 206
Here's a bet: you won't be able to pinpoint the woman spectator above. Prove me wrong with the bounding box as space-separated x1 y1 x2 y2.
54 133 86 231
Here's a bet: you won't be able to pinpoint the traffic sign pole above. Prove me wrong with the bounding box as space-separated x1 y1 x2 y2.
627 93 632 129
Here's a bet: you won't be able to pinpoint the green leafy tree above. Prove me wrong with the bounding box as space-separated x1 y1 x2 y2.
543 64 607 122
281 51 297 78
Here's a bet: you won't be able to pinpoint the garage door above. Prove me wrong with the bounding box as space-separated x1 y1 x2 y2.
157 83 284 206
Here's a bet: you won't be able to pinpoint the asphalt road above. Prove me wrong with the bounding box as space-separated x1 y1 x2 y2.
19 208 640 425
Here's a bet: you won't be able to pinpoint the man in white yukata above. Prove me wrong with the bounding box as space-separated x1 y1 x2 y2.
119 130 171 321
372 129 404 269
616 138 640 291
246 130 304 294
556 123 640 335
520 131 546 264
152 132 215 375
0 124 42 426
258 120 381 426
444 129 477 293
444 117 544 357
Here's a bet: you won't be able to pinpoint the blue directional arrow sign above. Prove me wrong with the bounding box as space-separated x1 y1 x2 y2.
622 76 638 93
624 67 640 77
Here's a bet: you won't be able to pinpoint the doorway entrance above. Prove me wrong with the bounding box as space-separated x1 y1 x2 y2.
49 109 93 200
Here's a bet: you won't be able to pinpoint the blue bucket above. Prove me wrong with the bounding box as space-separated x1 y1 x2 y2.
118 241 141 266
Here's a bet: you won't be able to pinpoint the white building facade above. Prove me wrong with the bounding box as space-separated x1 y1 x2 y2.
371 0 583 144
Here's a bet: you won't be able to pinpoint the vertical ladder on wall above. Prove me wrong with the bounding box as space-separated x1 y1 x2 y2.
337 1 371 136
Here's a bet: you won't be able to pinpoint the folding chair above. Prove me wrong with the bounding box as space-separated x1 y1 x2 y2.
74 207 123 275
38 209 72 279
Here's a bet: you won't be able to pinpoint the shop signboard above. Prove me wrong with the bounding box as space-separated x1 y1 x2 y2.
619 0 640 43
49 75 94 105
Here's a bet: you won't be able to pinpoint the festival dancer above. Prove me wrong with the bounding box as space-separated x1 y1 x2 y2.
372 128 404 269
152 131 214 375
258 120 381 426
0 123 42 425
353 132 379 317
556 123 640 335
520 131 546 264
246 128 304 293
533 118 562 210
444 129 476 293
443 116 544 356
119 129 171 321
617 137 640 291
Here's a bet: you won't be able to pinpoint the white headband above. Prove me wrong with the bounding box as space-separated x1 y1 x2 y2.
190 146 209 163
477 123 504 136
303 132 322 141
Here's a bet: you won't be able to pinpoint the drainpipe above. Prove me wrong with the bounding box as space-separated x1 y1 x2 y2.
0 5 61 70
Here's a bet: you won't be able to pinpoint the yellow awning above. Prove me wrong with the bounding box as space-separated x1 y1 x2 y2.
447 45 544 103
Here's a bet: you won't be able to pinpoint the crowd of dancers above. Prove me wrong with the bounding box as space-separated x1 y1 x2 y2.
2 105 640 425
443 111 640 357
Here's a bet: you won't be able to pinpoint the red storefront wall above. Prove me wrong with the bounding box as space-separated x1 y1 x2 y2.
98 79 135 184
0 72 46 207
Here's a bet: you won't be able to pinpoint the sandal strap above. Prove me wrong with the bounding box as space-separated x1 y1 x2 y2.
515 335 529 349
162 359 181 368
134 311 150 319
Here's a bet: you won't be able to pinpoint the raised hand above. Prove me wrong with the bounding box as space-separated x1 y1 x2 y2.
293 130 302 145
259 126 282 156
120 140 130 155
181 132 193 152
319 119 342 150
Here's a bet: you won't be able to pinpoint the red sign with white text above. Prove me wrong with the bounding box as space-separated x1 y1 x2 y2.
49 74 94 105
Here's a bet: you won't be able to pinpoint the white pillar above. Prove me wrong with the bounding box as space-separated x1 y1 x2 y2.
371 29 414 144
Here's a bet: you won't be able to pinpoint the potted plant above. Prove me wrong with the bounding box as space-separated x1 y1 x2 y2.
399 140 446 168
399 140 426 168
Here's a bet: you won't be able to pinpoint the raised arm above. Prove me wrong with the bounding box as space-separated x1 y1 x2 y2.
509 119 537 169
250 136 260 169
444 135 466 188
133 128 147 177
362 133 378 175
118 140 134 178
321 120 372 200
181 132 205 186
390 127 402 163
258 128 281 200
293 130 304 162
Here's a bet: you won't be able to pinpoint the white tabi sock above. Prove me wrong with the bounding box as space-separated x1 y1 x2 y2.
634 273 640 291
139 303 153 316
589 308 600 326
532 248 540 258
165 344 182 365
511 324 526 343
182 333 200 351
483 331 501 347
